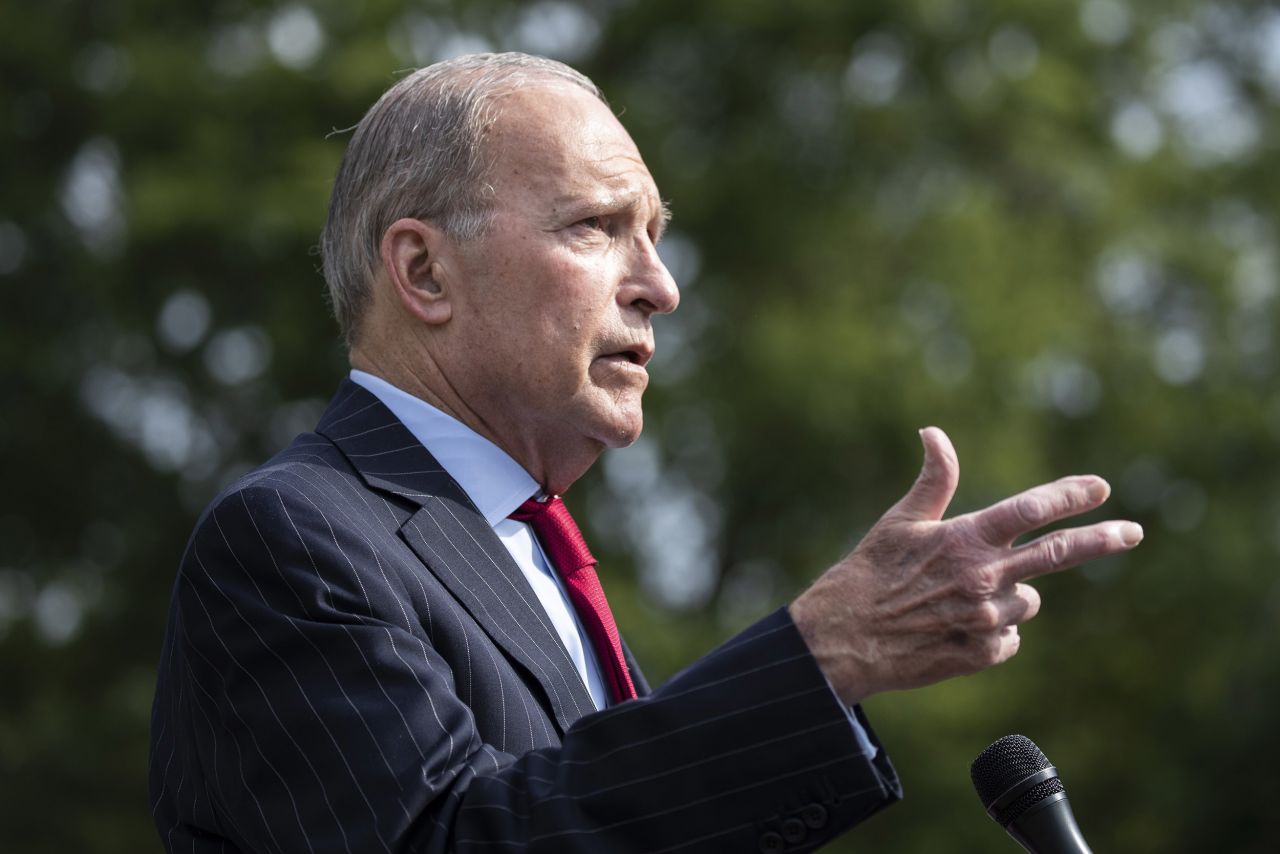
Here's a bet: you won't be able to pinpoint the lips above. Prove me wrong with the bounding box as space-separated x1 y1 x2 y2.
601 342 653 368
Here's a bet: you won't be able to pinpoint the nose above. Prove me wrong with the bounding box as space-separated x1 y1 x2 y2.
622 234 680 316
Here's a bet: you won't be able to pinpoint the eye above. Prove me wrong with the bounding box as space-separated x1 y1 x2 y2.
577 215 605 231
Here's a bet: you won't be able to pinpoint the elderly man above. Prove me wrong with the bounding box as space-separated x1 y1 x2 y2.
149 53 1142 852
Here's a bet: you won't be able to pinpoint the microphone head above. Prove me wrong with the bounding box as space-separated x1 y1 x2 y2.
970 734 1066 827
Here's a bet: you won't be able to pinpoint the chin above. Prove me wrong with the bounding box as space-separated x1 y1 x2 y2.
598 407 645 449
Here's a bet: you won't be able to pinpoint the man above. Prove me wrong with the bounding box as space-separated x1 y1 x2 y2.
150 53 1143 852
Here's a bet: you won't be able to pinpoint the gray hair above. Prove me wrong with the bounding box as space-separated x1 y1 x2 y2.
320 52 605 347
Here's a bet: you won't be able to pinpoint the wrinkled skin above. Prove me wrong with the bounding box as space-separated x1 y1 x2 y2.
789 426 1143 705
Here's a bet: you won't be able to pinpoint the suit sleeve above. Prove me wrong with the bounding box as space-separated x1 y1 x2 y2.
161 480 900 854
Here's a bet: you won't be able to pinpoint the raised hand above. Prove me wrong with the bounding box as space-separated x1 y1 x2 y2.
788 426 1143 705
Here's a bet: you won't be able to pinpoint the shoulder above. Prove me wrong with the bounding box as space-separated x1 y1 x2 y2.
231 430 353 498
193 431 359 526
175 430 415 620
181 430 398 576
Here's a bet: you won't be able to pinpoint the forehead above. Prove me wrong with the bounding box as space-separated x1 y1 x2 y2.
484 85 662 215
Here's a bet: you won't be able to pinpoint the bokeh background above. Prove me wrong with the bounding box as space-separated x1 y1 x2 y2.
4 0 1280 850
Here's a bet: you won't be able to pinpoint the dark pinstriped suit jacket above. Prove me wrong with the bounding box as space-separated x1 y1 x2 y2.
149 380 902 853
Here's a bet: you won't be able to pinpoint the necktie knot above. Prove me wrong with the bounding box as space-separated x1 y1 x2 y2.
510 497 595 577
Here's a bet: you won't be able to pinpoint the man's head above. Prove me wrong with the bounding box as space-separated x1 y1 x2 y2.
325 53 679 493
320 52 603 348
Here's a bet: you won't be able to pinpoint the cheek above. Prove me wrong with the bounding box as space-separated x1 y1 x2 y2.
512 327 591 397
537 300 609 367
491 254 614 377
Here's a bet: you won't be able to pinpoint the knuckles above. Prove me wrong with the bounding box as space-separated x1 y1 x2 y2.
1015 493 1047 526
1095 526 1115 553
961 633 1006 672
1042 532 1070 567
959 564 1002 597
972 601 1003 632
1012 480 1096 531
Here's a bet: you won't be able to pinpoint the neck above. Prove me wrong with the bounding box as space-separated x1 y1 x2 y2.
349 341 599 496
349 341 464 427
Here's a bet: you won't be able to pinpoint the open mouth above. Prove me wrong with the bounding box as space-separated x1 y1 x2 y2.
596 341 653 371
598 347 649 368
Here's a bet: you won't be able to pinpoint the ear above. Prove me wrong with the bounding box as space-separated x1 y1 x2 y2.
379 217 453 326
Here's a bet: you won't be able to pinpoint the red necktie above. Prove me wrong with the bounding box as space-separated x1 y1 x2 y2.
510 497 638 704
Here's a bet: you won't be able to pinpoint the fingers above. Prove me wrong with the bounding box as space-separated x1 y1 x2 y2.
1002 519 1144 582
974 475 1112 545
992 625 1022 669
950 585 1040 671
1000 582 1041 627
946 582 1042 634
890 426 960 522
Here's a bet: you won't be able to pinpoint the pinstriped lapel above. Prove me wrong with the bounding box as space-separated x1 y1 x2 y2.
316 380 596 733
400 498 598 734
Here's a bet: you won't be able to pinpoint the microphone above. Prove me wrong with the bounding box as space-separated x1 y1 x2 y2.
969 734 1094 854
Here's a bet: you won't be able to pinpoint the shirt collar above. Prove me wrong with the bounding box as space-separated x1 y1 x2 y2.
348 370 540 526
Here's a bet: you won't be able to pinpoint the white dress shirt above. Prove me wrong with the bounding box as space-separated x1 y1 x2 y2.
350 369 609 710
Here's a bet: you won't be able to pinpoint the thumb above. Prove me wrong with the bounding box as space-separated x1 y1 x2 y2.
889 426 960 521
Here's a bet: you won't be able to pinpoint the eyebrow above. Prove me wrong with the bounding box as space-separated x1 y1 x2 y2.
553 191 673 236
657 199 673 238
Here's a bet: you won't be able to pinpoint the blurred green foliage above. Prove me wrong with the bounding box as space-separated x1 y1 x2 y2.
3 0 1280 850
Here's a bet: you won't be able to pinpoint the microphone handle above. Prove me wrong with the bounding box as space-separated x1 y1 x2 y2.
1006 795 1093 854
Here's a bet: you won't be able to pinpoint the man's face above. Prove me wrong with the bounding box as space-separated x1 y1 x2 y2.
439 84 679 479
